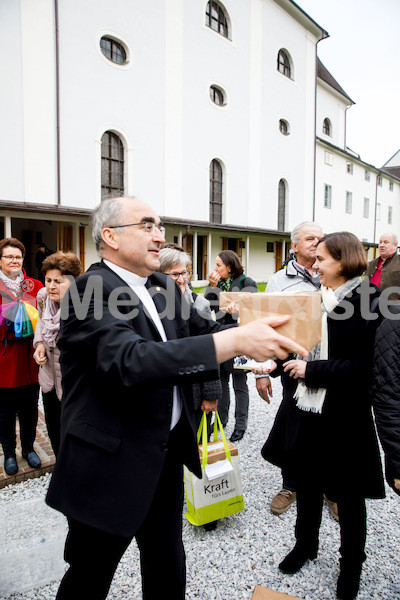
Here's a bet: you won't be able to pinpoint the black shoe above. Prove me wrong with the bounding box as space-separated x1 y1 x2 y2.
279 544 317 574
204 521 218 531
4 455 18 476
336 562 362 599
230 429 245 442
22 451 41 469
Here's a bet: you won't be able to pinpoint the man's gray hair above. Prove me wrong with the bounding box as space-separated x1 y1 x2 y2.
381 232 398 246
158 248 191 273
291 221 323 244
91 197 126 255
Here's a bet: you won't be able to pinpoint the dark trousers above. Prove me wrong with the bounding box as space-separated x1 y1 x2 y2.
0 384 39 456
219 368 249 431
42 388 61 457
295 478 367 565
56 423 186 600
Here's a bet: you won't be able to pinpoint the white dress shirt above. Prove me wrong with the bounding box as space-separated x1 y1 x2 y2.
104 260 182 429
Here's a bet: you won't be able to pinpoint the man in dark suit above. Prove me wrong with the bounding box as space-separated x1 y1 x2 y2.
46 196 307 600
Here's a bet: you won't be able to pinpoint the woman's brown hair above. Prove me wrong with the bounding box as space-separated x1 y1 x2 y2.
318 232 368 278
218 250 244 279
0 238 25 257
41 252 82 279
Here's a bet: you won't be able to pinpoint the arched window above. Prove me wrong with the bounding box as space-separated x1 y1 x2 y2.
100 36 127 65
210 85 225 106
209 159 223 224
101 131 125 199
277 49 291 79
323 118 332 136
278 179 286 231
279 119 290 136
206 1 229 39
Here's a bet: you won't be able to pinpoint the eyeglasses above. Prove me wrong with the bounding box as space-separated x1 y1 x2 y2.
1 255 23 262
108 222 165 236
168 270 189 281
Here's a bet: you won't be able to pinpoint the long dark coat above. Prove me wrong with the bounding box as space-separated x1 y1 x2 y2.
262 285 385 502
372 305 400 495
46 262 223 536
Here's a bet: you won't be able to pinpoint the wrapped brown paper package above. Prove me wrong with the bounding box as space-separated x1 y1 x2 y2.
219 291 255 312
251 585 304 600
199 440 238 464
237 292 322 351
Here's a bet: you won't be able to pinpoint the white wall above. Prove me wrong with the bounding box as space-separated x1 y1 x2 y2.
57 0 166 211
0 0 57 205
315 140 400 244
258 0 317 230
56 0 319 229
317 81 349 150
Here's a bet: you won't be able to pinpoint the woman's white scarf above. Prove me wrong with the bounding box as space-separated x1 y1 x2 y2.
294 276 362 413
0 269 24 297
41 294 61 348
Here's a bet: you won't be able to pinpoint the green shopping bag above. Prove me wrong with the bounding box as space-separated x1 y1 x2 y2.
184 411 245 526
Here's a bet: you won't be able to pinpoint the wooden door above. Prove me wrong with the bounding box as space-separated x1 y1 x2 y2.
275 242 282 272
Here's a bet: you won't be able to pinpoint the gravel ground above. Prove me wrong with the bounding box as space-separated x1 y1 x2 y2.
1 376 400 600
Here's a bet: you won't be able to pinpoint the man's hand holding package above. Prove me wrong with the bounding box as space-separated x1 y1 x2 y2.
213 315 308 365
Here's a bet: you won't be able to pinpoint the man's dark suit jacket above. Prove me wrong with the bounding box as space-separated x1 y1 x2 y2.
46 261 222 536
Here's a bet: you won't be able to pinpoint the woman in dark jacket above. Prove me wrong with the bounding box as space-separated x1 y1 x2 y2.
262 232 384 600
205 250 257 442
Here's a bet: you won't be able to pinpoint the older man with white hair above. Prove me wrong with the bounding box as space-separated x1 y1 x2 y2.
365 232 400 300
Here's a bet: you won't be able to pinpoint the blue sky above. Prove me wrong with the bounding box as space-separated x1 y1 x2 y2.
297 0 400 168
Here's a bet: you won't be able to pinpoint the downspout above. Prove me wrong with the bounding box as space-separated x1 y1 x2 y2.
373 171 381 254
312 43 319 221
55 0 61 207
313 32 328 221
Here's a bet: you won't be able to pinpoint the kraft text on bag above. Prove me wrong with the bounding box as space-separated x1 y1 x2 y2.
184 411 245 526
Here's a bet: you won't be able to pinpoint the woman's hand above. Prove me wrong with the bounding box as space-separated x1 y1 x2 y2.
201 400 217 414
252 360 277 376
222 301 238 315
208 270 220 287
394 478 400 490
33 343 47 365
283 359 307 379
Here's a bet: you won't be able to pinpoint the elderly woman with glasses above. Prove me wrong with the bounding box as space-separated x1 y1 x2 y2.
33 251 82 457
0 237 43 476
157 246 221 437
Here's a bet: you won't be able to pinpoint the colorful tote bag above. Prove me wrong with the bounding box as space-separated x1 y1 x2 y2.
0 299 38 337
